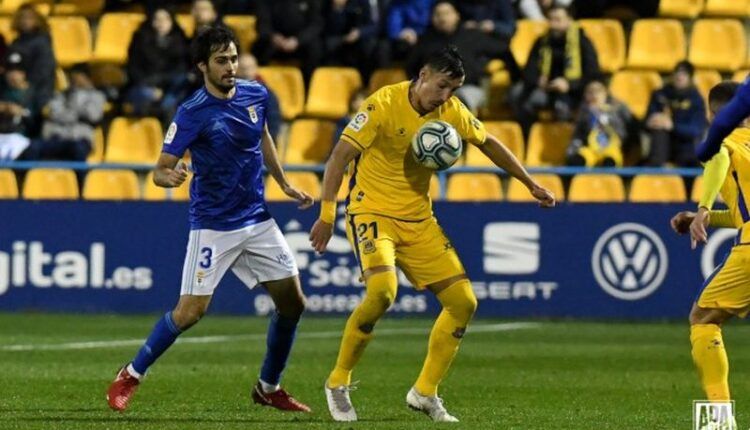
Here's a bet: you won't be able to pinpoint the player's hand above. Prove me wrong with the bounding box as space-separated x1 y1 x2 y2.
283 184 314 209
670 211 695 235
165 160 189 187
530 184 555 208
689 208 710 250
309 219 334 253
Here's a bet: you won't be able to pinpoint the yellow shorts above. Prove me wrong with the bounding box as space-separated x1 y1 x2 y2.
345 213 466 289
697 245 750 318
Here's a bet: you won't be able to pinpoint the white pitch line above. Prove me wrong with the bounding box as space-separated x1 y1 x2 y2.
0 322 540 352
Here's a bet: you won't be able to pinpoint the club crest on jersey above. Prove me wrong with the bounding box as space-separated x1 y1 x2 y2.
248 106 258 123
348 112 368 132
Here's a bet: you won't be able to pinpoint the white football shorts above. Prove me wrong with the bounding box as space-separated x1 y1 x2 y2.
180 219 299 296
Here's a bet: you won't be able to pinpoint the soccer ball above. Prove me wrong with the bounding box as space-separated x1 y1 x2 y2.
411 120 463 170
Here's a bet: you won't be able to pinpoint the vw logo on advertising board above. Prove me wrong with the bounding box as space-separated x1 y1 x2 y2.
591 223 668 301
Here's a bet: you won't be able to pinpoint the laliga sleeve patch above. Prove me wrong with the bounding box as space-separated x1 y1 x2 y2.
164 122 177 144
347 112 369 132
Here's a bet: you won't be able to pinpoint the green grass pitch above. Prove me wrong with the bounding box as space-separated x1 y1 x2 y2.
1 313 748 430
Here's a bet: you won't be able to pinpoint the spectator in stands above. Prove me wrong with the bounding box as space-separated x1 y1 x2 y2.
384 0 433 63
192 0 225 33
644 61 706 167
236 53 282 142
458 0 516 43
9 3 56 109
0 51 34 160
510 4 599 134
514 0 571 20
323 0 378 82
253 0 323 83
126 7 191 120
407 1 518 112
566 80 630 167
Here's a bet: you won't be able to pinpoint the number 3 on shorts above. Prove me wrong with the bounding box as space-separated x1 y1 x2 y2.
199 247 213 269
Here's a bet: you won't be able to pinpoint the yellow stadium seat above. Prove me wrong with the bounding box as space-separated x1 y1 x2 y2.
693 69 722 104
48 16 92 67
104 117 163 163
483 121 525 161
579 19 626 73
0 0 25 15
658 0 705 18
691 176 704 202
525 122 573 167
446 173 502 201
629 174 687 202
0 17 15 42
568 174 625 202
224 15 257 53
305 67 362 119
627 19 686 71
483 69 512 119
54 67 68 92
285 119 336 164
732 70 749 82
609 70 663 120
0 170 18 199
689 19 747 72
176 13 194 37
52 0 105 16
143 171 191 201
368 68 407 94
507 174 565 202
22 168 79 199
703 0 750 17
93 13 145 64
258 66 305 120
511 20 548 68
87 127 104 163
430 175 441 200
83 169 139 200
265 172 320 201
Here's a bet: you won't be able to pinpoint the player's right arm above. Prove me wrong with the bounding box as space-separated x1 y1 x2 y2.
696 80 750 162
153 153 188 188
689 147 731 248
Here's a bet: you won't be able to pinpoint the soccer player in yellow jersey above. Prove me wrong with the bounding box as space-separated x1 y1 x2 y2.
309 46 556 422
671 81 750 407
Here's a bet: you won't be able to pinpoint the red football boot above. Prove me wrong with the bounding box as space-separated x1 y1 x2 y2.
107 366 140 412
251 382 311 412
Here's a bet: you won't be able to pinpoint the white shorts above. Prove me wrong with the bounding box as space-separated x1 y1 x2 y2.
180 219 299 296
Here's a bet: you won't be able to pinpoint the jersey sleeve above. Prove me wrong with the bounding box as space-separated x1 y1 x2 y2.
339 95 383 151
162 107 201 158
448 98 487 146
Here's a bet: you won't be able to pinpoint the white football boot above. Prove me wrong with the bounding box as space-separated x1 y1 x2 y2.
325 382 358 422
406 387 459 422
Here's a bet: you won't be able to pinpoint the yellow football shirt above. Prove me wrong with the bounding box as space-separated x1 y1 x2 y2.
718 128 750 230
339 81 487 221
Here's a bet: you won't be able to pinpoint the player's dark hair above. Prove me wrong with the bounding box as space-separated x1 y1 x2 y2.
191 25 238 66
423 45 464 79
708 81 740 111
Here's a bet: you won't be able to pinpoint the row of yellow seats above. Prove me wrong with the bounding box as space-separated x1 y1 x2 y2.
659 0 750 18
87 117 163 164
0 0 104 17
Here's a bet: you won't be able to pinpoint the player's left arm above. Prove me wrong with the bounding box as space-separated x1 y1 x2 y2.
688 146 731 248
261 123 313 209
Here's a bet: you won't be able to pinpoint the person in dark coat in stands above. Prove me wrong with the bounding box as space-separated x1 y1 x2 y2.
8 3 56 109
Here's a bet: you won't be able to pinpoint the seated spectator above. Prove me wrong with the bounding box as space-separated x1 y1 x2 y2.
8 3 56 109
644 61 706 167
126 7 190 120
323 0 378 81
566 80 630 167
0 52 35 160
192 0 225 34
253 0 323 83
236 53 282 142
458 0 516 43
407 1 518 112
510 4 599 134
383 0 433 63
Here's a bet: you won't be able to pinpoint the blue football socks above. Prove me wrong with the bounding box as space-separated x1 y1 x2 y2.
131 312 182 376
259 311 300 386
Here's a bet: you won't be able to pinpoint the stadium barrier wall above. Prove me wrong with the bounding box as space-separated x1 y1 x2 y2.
0 201 731 319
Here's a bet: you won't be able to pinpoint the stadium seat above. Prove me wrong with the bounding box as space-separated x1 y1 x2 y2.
265 172 320 201
507 173 565 202
175 13 194 37
104 117 163 163
430 175 441 200
609 70 663 120
627 19 686 71
52 0 105 17
579 19 626 73
689 19 747 72
83 169 140 200
658 0 705 18
703 0 750 17
143 171 191 201
0 170 18 199
87 127 104 163
446 173 503 201
511 20 548 68
732 69 749 82
483 69 512 119
629 174 687 202
54 67 68 92
224 15 256 53
568 174 625 202
22 168 79 200
691 176 704 202
92 13 145 64
305 67 362 119
525 122 573 167
0 0 25 15
0 17 15 42
258 66 305 120
483 121 525 162
693 69 722 104
368 68 407 94
285 119 336 164
48 16 92 67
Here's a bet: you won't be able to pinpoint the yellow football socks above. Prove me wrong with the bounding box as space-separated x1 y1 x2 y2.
691 323 730 401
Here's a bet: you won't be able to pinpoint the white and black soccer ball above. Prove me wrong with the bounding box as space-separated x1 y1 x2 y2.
411 120 463 170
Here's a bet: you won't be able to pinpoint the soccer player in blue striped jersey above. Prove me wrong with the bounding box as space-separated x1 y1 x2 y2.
106 26 314 413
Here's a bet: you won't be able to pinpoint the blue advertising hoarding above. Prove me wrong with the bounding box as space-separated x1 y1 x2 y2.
0 201 734 319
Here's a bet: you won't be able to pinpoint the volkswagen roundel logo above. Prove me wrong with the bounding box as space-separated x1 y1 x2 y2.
591 223 668 301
